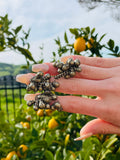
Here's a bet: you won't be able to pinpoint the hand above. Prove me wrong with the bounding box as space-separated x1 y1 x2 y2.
16 55 120 140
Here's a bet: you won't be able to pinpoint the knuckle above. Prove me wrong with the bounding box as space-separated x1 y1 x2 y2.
105 78 120 94
81 65 89 75
95 57 104 67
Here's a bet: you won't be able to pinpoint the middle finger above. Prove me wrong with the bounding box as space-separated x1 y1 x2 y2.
16 74 105 97
55 78 105 97
32 63 113 80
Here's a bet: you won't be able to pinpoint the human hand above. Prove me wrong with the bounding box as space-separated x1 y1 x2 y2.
16 55 120 140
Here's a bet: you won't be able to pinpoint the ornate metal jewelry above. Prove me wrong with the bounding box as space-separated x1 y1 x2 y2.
26 58 82 111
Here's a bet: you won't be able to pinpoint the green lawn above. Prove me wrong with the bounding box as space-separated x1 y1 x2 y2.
0 88 27 121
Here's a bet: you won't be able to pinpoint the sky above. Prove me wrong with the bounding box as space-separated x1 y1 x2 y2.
0 0 120 65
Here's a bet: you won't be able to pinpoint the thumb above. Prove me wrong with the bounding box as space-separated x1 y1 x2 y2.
74 119 120 141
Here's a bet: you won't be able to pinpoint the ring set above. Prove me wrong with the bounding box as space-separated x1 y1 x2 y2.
26 58 82 111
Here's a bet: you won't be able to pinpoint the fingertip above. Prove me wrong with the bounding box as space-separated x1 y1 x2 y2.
74 132 93 141
16 74 24 82
16 73 35 84
32 63 49 72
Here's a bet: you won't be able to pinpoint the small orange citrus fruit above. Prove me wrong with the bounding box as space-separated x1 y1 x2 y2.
6 151 17 160
74 37 86 52
46 109 53 116
87 38 94 49
23 122 30 129
65 134 70 146
17 144 28 158
48 118 59 129
37 109 44 116
26 115 31 121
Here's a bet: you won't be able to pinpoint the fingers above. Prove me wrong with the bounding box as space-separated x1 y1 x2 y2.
32 62 113 81
76 64 112 80
55 78 105 97
16 73 105 97
75 119 120 140
61 55 120 68
24 94 103 119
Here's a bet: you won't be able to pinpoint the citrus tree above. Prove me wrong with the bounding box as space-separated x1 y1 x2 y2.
0 14 37 69
0 26 120 160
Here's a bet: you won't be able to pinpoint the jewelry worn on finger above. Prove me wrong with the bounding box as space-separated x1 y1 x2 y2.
26 58 82 112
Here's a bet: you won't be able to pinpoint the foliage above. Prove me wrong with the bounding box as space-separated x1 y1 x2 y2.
52 26 120 61
0 25 120 159
0 63 31 76
0 14 37 69
1 106 120 159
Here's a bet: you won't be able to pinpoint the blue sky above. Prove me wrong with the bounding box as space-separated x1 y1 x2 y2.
0 0 120 64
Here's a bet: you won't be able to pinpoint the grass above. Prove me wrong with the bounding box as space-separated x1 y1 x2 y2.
0 88 27 121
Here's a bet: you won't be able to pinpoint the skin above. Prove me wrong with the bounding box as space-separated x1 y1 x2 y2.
16 55 120 140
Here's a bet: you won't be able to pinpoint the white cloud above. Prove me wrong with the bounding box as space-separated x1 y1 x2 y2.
0 0 120 64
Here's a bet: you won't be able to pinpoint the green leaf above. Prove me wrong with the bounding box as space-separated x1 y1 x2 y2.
44 150 54 160
97 148 111 160
17 46 35 62
69 28 79 37
107 39 115 50
14 25 22 34
31 140 48 150
98 34 106 42
32 128 38 137
21 65 28 69
64 32 69 43
91 28 95 35
52 52 56 57
54 37 61 46
54 147 62 160
38 59 44 64
85 26 90 34
115 46 119 53
103 136 118 149
7 37 16 47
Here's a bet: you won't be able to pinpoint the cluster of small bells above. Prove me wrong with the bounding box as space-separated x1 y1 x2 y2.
26 58 82 111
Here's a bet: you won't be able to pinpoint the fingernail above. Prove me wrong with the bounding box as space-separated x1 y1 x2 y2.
74 133 93 141
24 94 30 101
16 73 34 84
32 64 49 72
16 74 24 82
24 93 39 101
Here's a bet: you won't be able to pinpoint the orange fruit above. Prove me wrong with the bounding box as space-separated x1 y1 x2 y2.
37 109 44 116
6 151 17 160
74 37 86 52
26 115 31 121
17 144 28 158
0 24 2 29
23 122 30 129
65 134 70 146
20 121 24 125
48 118 59 129
46 109 53 116
87 38 94 49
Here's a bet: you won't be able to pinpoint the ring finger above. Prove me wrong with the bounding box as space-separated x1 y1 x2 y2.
24 94 104 120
